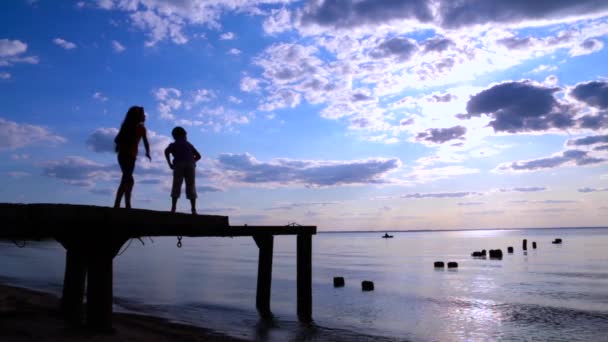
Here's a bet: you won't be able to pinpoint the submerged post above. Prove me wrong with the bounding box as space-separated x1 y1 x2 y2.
297 233 312 322
253 234 274 318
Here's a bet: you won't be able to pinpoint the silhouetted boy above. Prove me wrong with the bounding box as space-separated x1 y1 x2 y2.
164 127 201 214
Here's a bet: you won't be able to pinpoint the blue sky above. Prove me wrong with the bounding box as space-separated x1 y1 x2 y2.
1 0 607 230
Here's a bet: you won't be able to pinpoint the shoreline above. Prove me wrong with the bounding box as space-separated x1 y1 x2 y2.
0 283 249 341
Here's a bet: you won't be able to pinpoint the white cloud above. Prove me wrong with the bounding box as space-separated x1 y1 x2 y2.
240 76 261 92
531 64 557 73
228 95 242 104
219 32 235 40
111 40 126 53
53 38 77 50
570 37 604 56
0 39 27 57
7 171 30 178
94 0 293 46
93 91 108 102
227 48 241 55
263 7 293 35
0 72 10 79
0 39 38 67
153 87 182 120
0 118 65 150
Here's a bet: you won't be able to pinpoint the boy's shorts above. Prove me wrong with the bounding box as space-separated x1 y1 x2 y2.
171 162 197 199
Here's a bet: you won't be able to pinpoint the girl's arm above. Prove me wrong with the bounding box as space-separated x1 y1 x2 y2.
142 129 151 161
164 145 174 169
191 144 202 162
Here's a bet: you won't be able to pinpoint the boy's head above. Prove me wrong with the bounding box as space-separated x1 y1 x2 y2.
171 126 187 140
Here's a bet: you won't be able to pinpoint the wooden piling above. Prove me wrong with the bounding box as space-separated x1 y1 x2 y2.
86 250 114 332
523 239 527 251
253 235 274 318
297 233 313 323
532 241 537 249
61 247 87 324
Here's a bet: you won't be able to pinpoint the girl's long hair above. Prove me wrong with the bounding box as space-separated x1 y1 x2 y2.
115 106 144 153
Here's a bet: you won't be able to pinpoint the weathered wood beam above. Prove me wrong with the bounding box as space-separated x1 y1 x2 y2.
297 233 313 323
253 234 273 318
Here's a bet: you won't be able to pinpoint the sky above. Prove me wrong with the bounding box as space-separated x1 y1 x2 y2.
1 0 607 231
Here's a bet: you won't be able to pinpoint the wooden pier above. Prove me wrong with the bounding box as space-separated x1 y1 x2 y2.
0 203 317 331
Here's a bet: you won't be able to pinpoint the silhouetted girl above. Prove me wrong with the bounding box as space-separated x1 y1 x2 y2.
114 106 150 209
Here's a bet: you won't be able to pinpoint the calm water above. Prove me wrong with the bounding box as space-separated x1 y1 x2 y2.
2 228 608 341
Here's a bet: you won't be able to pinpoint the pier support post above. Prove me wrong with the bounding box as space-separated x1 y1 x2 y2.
61 247 87 324
86 247 114 332
297 233 312 323
253 234 274 318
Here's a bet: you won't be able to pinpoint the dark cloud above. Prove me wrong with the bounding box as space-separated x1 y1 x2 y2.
86 128 117 153
416 125 466 144
139 179 163 185
455 80 608 133
197 185 223 193
42 156 114 186
216 153 401 187
567 134 608 146
570 81 608 109
421 36 454 53
462 81 569 133
400 117 414 125
90 188 113 196
428 93 456 102
402 191 479 199
299 0 608 30
522 208 573 213
498 149 607 172
581 38 602 50
438 0 608 29
464 210 504 216
578 187 608 193
594 145 608 151
497 36 535 49
351 92 375 102
266 201 338 210
457 202 483 206
369 37 418 61
500 186 547 192
578 112 608 129
300 0 433 29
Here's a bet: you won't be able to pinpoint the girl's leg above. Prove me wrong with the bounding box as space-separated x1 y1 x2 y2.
190 198 197 215
114 182 125 208
184 164 197 215
171 197 178 213
171 165 184 212
118 154 136 209
124 176 134 209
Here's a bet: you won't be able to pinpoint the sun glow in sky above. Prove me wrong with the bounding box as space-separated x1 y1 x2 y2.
1 0 607 230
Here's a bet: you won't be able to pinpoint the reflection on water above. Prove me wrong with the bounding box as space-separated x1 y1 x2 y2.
2 228 608 341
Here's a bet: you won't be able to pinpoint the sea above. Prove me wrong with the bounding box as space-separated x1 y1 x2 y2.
2 228 608 341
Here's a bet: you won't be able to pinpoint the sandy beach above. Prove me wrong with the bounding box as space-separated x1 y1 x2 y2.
0 283 248 342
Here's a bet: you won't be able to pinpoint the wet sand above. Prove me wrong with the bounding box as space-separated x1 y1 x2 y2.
0 283 248 341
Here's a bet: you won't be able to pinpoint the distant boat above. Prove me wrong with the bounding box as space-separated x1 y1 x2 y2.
382 233 393 238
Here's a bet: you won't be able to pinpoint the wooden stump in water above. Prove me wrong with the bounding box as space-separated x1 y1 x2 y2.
361 281 374 291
